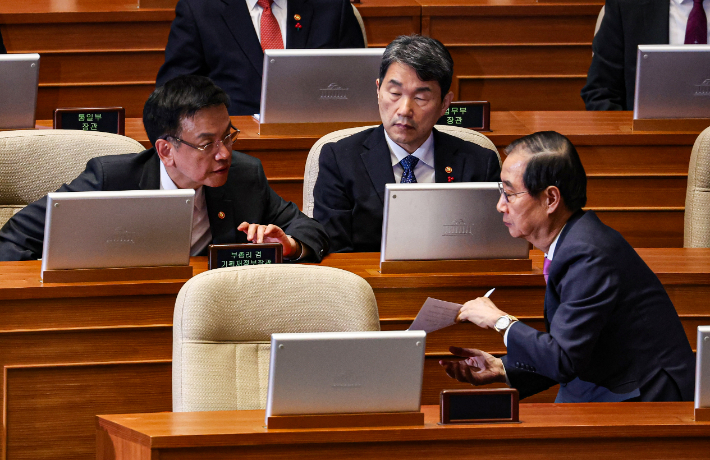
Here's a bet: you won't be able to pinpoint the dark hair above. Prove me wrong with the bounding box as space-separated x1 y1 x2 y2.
379 35 454 100
505 131 587 212
143 75 230 146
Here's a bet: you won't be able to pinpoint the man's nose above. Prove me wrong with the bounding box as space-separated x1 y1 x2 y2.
214 141 231 160
496 193 507 213
395 96 415 118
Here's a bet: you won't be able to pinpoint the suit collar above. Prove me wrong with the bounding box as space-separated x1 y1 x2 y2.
361 125 396 203
550 210 585 257
139 150 161 190
432 128 464 183
631 0 670 42
286 0 313 48
221 0 264 75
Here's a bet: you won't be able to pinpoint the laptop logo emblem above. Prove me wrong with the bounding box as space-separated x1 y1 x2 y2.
695 79 710 96
107 227 137 245
331 370 362 388
320 83 349 100
443 219 474 236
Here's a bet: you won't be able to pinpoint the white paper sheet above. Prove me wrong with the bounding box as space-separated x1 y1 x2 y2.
408 297 463 333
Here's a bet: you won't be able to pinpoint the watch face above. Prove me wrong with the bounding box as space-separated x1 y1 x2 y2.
495 316 510 330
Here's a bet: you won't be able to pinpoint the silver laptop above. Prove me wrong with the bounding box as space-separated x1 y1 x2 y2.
380 182 530 263
265 330 426 421
695 326 710 409
259 48 384 124
41 189 194 272
634 45 710 119
0 53 40 129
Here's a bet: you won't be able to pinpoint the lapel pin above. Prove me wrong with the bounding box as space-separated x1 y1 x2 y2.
218 211 226 219
294 14 301 20
447 176 454 182
445 166 453 173
295 22 302 29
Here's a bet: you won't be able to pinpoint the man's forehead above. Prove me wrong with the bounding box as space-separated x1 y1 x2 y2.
383 62 441 91
501 152 529 185
178 106 230 136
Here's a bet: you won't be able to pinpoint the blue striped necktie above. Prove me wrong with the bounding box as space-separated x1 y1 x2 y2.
400 155 419 183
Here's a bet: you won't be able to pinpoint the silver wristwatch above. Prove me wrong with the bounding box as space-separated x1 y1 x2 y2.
493 315 519 335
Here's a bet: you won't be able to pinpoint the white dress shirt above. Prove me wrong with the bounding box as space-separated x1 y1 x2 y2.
246 0 288 48
160 161 212 256
669 0 710 44
384 130 436 184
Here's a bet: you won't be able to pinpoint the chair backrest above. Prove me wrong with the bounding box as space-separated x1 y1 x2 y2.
352 4 368 47
302 124 501 217
172 264 380 412
0 129 144 227
684 126 710 247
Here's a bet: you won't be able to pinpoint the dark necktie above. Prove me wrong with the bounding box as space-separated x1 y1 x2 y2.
400 155 419 183
257 0 284 51
543 257 551 284
685 0 708 44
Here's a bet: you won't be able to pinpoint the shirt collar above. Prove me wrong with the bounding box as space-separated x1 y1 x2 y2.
545 224 565 261
383 129 435 168
247 0 286 11
159 161 205 206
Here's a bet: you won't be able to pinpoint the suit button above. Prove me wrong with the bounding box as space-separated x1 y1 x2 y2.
515 362 521 367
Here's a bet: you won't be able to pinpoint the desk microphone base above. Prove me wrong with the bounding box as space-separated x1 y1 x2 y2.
267 411 424 429
41 265 194 283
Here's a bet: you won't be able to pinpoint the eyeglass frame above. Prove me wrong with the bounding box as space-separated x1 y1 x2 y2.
498 182 528 203
163 123 240 155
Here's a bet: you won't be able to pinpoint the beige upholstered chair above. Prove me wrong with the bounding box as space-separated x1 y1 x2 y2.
172 264 380 412
684 126 710 247
352 4 368 47
302 124 501 217
0 129 144 227
594 6 605 36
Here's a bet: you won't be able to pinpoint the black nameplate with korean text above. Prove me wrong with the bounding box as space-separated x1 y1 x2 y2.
208 243 283 270
436 101 490 131
53 107 126 135
440 389 519 424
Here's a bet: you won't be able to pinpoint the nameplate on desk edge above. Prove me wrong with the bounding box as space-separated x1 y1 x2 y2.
436 101 490 131
440 388 519 424
53 107 125 135
208 243 282 270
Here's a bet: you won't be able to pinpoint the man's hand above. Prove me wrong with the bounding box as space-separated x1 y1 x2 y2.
456 297 506 329
237 222 300 258
439 346 507 386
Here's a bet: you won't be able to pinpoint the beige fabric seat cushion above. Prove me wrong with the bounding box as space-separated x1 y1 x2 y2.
302 125 500 217
0 129 144 227
685 126 710 247
173 264 380 412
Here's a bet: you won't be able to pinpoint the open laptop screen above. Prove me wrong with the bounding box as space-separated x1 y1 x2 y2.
0 53 40 129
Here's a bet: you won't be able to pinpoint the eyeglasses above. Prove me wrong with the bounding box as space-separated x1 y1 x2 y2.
498 182 528 203
167 124 240 155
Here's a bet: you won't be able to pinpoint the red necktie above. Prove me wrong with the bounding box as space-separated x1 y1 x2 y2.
543 257 551 284
685 0 708 44
257 0 284 52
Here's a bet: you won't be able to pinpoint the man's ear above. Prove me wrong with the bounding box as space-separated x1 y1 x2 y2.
376 78 381 97
154 139 175 167
545 186 563 215
440 91 454 116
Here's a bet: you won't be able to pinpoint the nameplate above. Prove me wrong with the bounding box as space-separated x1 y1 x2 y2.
436 101 490 131
53 107 125 135
440 389 519 424
208 243 283 270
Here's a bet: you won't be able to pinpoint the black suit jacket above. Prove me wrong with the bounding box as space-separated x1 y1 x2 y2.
581 0 669 111
502 211 695 401
0 30 6 54
313 125 502 253
0 149 329 262
156 0 365 116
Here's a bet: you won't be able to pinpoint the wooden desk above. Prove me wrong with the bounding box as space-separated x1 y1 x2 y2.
1 249 709 459
96 403 710 460
39 111 695 248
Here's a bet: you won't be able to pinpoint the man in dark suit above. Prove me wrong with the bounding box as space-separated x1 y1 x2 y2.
0 75 328 262
0 30 6 53
155 0 365 116
313 35 501 253
440 131 695 402
582 0 708 111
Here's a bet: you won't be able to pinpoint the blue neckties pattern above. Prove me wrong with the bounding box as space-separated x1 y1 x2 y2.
400 155 419 183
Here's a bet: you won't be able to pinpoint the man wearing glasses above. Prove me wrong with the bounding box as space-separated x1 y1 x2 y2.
0 75 328 261
440 131 695 403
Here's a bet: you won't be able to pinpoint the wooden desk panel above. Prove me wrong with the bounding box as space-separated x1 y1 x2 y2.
0 249 708 459
95 403 710 460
